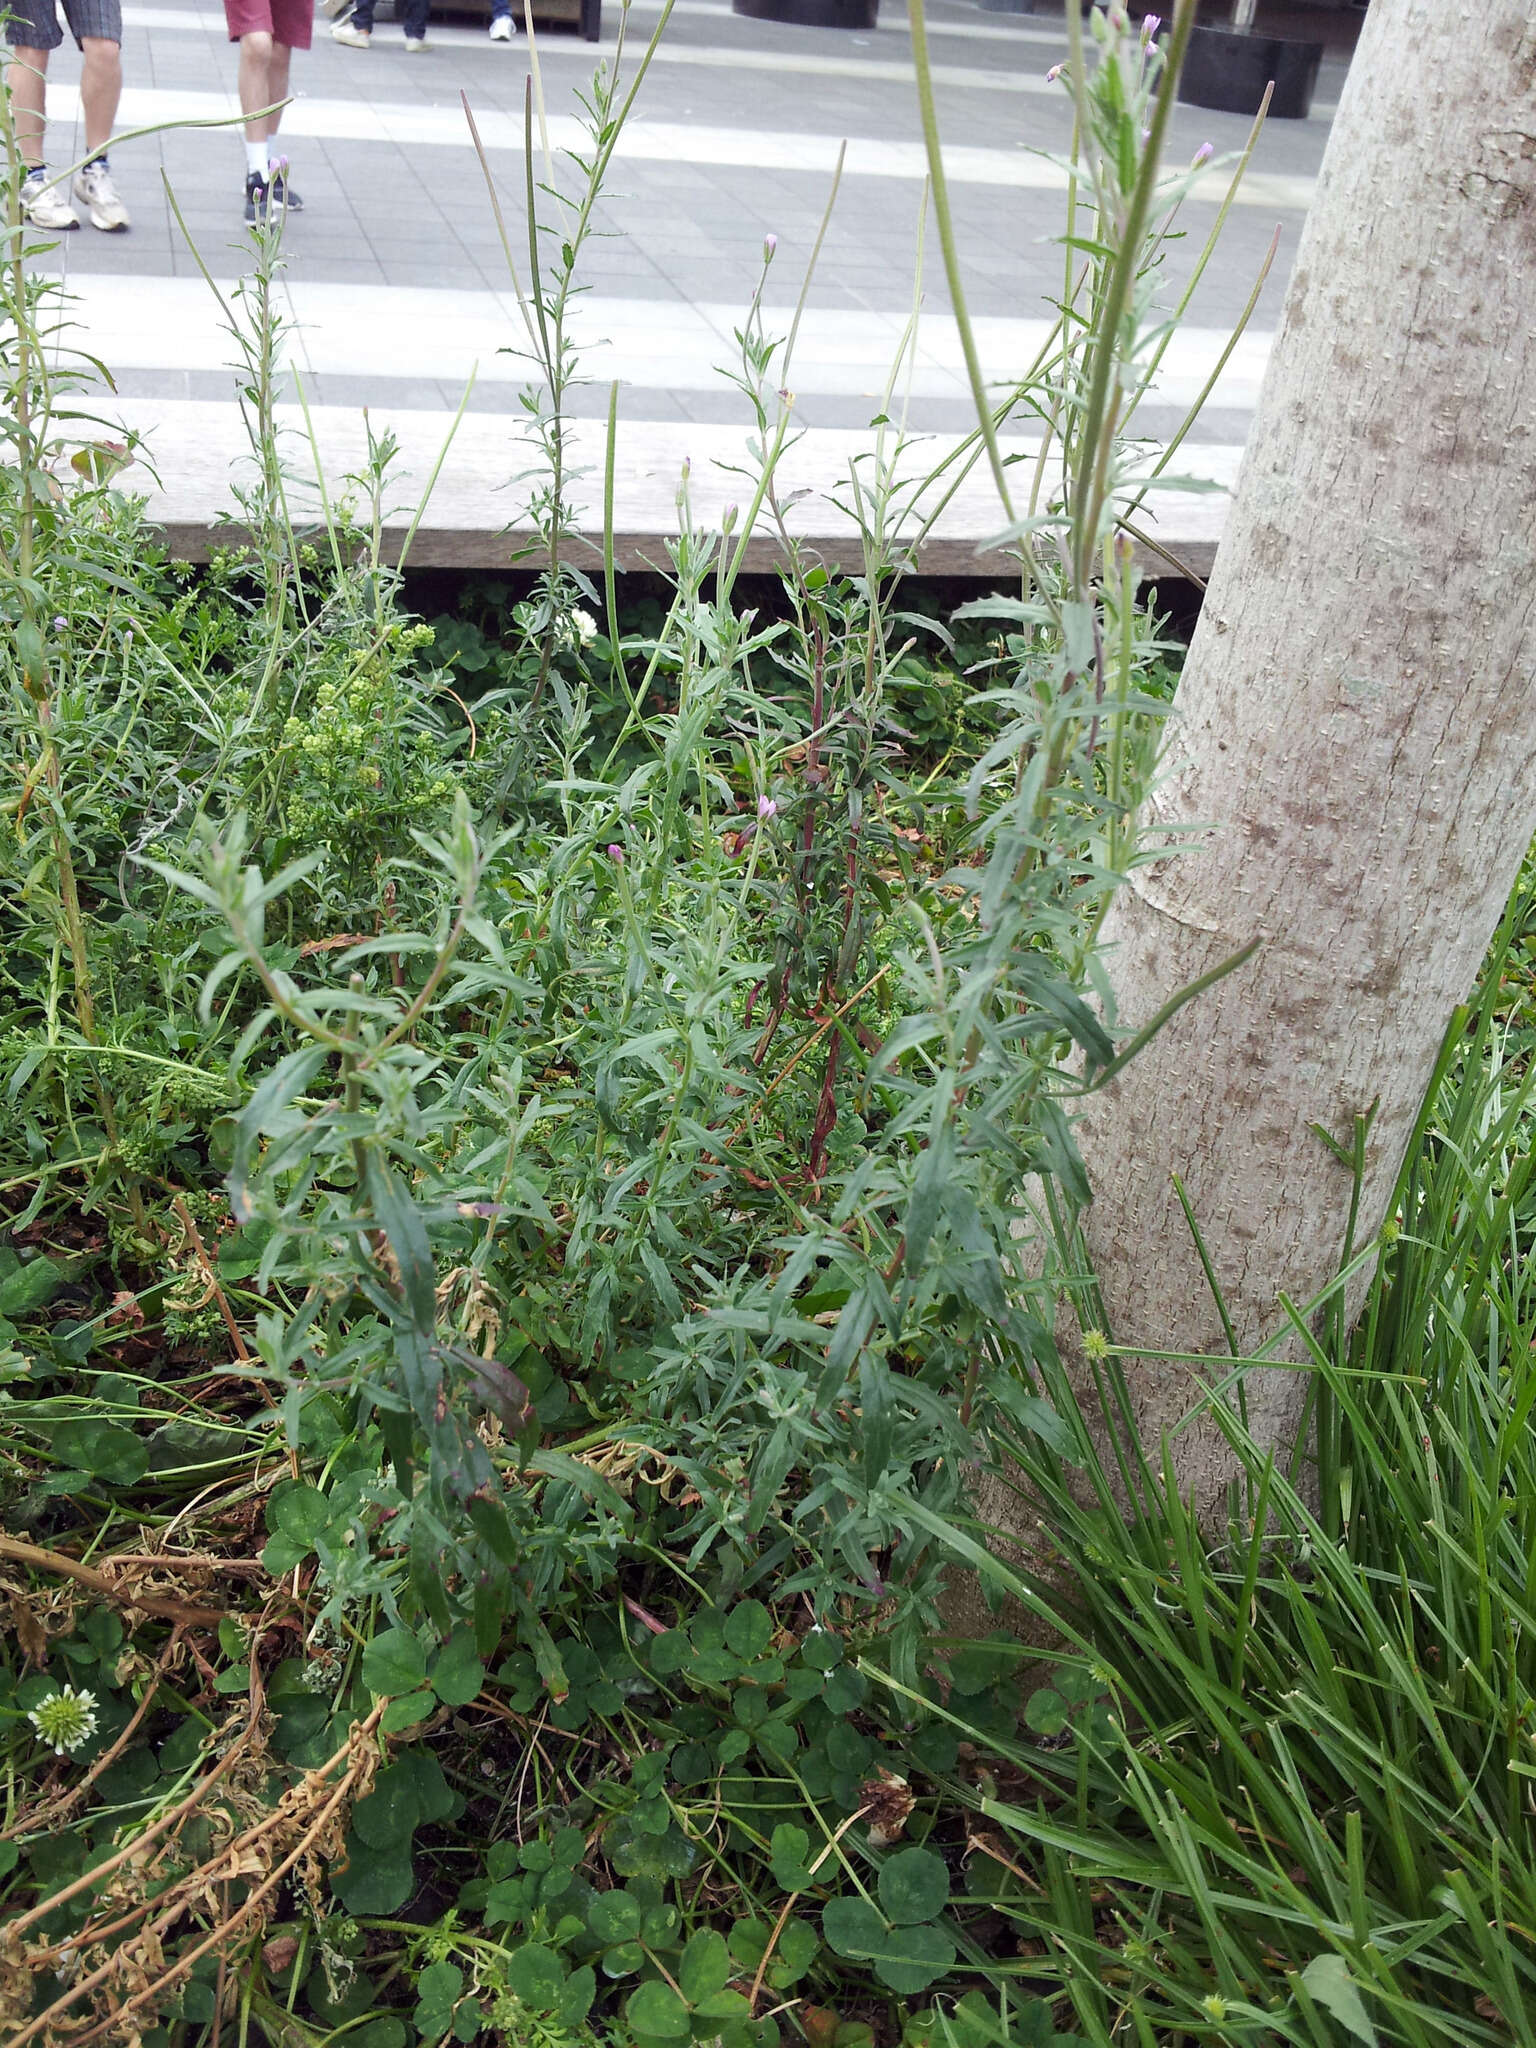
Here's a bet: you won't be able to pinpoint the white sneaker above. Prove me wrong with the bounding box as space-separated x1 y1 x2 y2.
331 20 371 42
73 159 130 232
19 170 78 231
403 32 429 47
489 13 515 36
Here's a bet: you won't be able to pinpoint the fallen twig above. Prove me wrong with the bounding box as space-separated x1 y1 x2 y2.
0 1534 227 1630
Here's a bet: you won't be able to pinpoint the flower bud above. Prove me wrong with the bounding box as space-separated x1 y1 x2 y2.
757 794 777 819
606 843 624 865
1192 141 1214 167
763 232 778 260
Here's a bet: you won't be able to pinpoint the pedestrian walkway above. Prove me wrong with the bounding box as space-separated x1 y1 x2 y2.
30 0 1350 572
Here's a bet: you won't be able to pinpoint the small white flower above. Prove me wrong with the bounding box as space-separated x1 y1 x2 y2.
571 608 598 646
28 1684 99 1757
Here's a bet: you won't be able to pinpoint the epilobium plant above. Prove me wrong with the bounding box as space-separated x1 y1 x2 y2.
0 5 1311 2039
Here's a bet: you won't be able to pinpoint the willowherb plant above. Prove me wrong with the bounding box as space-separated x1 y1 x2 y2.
0 0 1258 1684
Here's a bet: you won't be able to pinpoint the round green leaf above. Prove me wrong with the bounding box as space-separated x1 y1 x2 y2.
694 1989 753 2022
429 1631 486 1708
878 1847 949 1926
733 1686 771 1730
331 1841 415 1916
775 1916 819 1984
1024 1688 1069 1737
800 1628 843 1672
625 1979 691 2041
678 1928 731 2004
51 1419 148 1485
551 1824 586 1867
1055 1666 1104 1708
557 1964 596 2025
769 1823 813 1892
649 1629 690 1675
588 1889 642 1943
947 1638 1023 1697
821 1895 888 1961
381 1690 436 1734
506 1942 565 2010
871 1922 956 1996
723 1600 773 1660
484 1876 528 1925
599 1940 645 1979
413 1959 463 2035
352 2020 408 2048
362 1626 430 1699
605 1816 697 1880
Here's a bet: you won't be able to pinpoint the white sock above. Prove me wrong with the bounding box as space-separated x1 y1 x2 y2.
245 139 267 178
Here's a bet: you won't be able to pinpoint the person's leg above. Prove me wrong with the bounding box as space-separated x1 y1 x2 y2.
401 0 430 42
237 26 276 146
6 45 49 168
262 37 291 139
70 32 130 228
253 0 309 208
7 19 79 230
77 36 123 156
488 0 516 35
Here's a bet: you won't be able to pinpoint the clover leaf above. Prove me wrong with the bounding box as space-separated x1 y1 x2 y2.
878 1846 949 1925
626 1979 690 2041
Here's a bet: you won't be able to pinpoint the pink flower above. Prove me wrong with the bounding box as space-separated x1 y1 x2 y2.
606 844 624 865
1192 141 1214 167
1046 61 1063 81
1141 12 1160 44
757 794 777 820
763 232 778 259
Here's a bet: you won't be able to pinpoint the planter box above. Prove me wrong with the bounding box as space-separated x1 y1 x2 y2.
1177 21 1323 118
732 0 877 27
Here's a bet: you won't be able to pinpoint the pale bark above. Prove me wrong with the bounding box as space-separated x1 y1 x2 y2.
1071 0 1536 1503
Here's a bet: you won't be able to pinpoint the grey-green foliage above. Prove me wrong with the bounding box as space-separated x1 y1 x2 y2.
1 1 1202 1683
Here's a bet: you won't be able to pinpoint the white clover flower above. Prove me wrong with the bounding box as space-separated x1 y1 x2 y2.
28 1684 99 1756
571 608 598 646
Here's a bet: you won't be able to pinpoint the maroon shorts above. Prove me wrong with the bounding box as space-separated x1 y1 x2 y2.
224 0 313 48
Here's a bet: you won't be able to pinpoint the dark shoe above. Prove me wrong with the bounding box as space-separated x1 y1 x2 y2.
245 168 304 223
267 161 304 212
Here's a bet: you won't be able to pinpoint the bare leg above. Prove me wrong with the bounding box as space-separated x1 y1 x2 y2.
264 42 291 143
236 28 275 143
6 46 49 168
77 37 123 157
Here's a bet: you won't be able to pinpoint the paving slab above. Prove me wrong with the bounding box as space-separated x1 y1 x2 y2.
25 0 1353 572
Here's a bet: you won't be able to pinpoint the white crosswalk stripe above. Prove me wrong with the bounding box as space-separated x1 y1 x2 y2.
45 272 1274 410
53 82 1316 205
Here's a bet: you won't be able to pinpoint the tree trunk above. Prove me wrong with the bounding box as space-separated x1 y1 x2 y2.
1072 0 1536 1503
